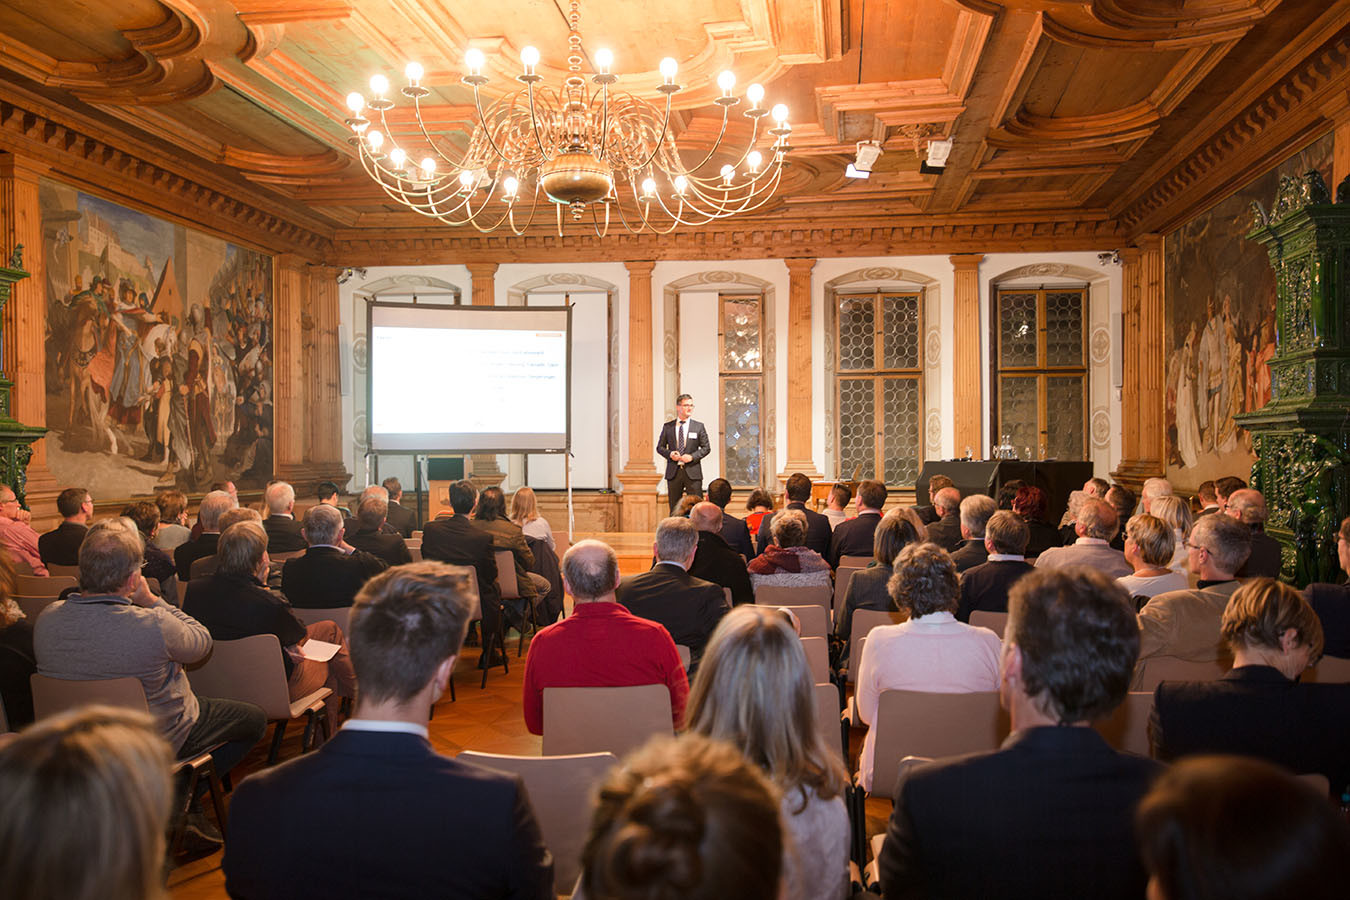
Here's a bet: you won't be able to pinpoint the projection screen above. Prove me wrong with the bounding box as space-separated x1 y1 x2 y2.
367 302 571 453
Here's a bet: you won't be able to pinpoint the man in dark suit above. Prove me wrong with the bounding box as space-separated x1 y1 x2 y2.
829 479 888 566
280 504 387 609
617 517 727 663
957 511 1035 622
688 502 753 607
343 485 400 540
38 486 92 567
656 393 711 514
174 489 235 581
878 567 1161 900
923 486 963 552
1227 489 1281 578
347 495 413 567
420 480 503 660
1194 479 1221 518
910 474 953 527
706 477 753 560
754 472 831 559
224 562 554 899
382 476 417 538
261 481 306 553
949 494 996 573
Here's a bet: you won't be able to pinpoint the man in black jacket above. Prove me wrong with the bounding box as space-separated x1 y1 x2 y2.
347 495 413 567
829 479 888 566
706 478 754 560
419 480 504 660
1227 489 1281 578
754 472 831 559
617 517 726 664
957 512 1035 622
261 481 307 553
382 476 417 538
656 394 711 514
924 486 963 553
688 502 752 607
280 505 387 609
950 494 996 573
38 486 92 567
174 489 235 581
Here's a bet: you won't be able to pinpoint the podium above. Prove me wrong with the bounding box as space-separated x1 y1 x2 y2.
916 461 1093 524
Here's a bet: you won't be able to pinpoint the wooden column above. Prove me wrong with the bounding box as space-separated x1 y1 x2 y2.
0 153 58 507
273 254 307 484
950 254 984 456
309 265 345 471
780 258 822 487
1112 235 1165 488
617 260 662 532
465 262 505 490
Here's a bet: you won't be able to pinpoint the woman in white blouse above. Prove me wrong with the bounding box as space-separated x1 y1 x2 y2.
509 486 554 551
1118 513 1189 602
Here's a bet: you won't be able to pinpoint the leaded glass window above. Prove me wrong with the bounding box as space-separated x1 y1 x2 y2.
719 295 764 487
835 291 923 485
993 288 1087 460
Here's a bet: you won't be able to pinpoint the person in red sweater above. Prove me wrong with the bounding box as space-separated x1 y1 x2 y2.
521 539 688 735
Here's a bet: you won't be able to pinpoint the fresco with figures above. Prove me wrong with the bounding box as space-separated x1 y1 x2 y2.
1163 132 1333 492
39 181 273 498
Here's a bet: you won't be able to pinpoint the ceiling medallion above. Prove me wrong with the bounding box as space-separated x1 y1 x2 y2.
342 1 793 237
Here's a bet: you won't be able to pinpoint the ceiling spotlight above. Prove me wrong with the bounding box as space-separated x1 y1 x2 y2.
919 138 953 175
846 140 883 179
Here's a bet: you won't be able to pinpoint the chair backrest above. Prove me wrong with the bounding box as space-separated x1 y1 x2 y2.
1091 692 1153 757
848 609 906 683
292 606 352 636
409 546 423 562
190 554 218 580
46 564 80 579
969 611 1008 639
1303 655 1350 684
1134 656 1229 692
269 549 305 562
871 690 1009 800
754 583 832 615
833 566 864 622
722 587 732 609
675 644 691 671
839 555 873 569
15 595 60 624
15 574 77 598
186 634 292 720
30 674 149 719
411 530 424 541
775 604 829 639
459 750 618 891
542 684 673 757
494 549 520 600
799 636 830 684
813 682 845 762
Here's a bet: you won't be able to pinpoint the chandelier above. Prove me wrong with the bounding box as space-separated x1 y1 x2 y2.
342 1 793 236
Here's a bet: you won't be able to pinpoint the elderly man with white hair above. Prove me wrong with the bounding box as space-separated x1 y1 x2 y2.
950 494 997 573
1227 488 1281 578
1140 477 1174 515
262 481 306 553
617 517 727 664
173 489 236 581
280 504 387 610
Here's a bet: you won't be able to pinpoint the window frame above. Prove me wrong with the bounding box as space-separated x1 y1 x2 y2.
717 293 767 489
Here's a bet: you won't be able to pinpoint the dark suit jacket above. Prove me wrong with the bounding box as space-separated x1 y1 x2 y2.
262 515 306 553
223 729 554 899
1237 528 1282 578
656 417 711 481
174 533 220 582
924 512 963 552
280 546 387 609
1305 582 1350 659
1151 665 1350 792
836 563 895 640
878 727 1161 900
183 572 307 679
385 500 417 538
957 559 1035 622
616 563 726 660
755 502 832 559
913 505 940 526
38 521 86 567
718 511 755 561
347 526 413 568
420 515 500 608
1023 520 1060 559
949 539 988 573
689 530 753 607
829 510 883 567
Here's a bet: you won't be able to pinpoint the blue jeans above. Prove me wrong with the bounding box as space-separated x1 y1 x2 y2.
178 695 268 779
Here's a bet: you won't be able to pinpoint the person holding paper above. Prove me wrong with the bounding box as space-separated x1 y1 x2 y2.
657 393 711 515
183 520 355 720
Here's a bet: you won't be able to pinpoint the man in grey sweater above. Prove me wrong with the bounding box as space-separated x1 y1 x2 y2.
34 520 267 788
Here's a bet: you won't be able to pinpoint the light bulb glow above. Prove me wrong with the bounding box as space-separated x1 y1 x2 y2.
717 70 735 93
771 103 789 123
747 150 762 171
420 157 436 176
369 74 389 97
720 164 735 181
404 61 424 83
595 48 613 73
503 175 519 196
659 57 678 82
389 147 406 168
366 130 384 150
346 92 365 114
673 175 688 194
746 83 764 106
459 170 475 188
520 46 540 69
641 177 657 195
465 48 486 74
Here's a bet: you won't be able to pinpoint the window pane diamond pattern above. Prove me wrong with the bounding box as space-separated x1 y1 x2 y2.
721 377 761 485
1046 377 1084 460
882 377 920 484
838 378 875 481
1045 292 1084 367
999 293 1038 367
838 297 875 370
721 298 762 371
998 375 1039 456
881 295 921 369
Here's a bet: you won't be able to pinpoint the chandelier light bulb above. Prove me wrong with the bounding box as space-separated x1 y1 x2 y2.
389 147 406 168
503 175 519 195
720 164 735 182
367 129 384 150
771 103 789 123
641 176 657 196
717 70 736 95
459 170 476 188
404 62 424 84
420 157 436 177
595 48 613 74
465 48 486 75
747 150 762 172
659 57 678 83
369 74 389 98
746 83 764 106
520 45 541 72
346 92 365 114
673 174 688 194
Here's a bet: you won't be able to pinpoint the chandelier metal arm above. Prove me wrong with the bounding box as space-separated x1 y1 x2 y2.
525 81 553 161
628 91 675 173
411 95 477 173
470 84 516 167
596 82 610 163
670 104 731 176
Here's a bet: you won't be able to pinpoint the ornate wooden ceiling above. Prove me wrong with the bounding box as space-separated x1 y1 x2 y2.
0 0 1347 260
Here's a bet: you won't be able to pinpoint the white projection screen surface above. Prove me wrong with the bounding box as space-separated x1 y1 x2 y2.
368 303 571 452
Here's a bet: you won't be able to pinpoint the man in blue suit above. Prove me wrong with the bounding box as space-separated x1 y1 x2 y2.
656 393 711 514
225 562 554 899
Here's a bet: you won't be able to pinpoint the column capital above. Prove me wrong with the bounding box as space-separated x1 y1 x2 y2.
0 153 49 184
465 261 499 278
275 253 308 273
948 253 984 270
784 257 817 274
1133 233 1163 252
624 260 656 277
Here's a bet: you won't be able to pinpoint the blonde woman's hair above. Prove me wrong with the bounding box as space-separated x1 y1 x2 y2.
685 605 848 811
0 706 173 900
511 486 541 525
1152 495 1194 539
1125 514 1175 567
1221 578 1324 663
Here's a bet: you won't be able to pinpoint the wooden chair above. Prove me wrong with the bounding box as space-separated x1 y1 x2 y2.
459 750 618 893
1134 656 1230 692
813 681 846 762
15 595 60 623
15 574 77 598
969 610 1008 639
189 554 218 580
799 636 830 684
292 606 352 636
495 549 537 658
411 530 424 541
775 604 829 639
1091 692 1153 757
838 555 873 569
46 563 80 579
542 684 673 757
847 609 905 684
869 690 1009 801
409 546 423 562
833 565 864 625
186 634 331 764
675 644 692 672
754 583 832 617
1303 655 1350 683
29 674 227 854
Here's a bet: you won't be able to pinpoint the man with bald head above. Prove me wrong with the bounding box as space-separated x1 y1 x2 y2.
1033 498 1132 577
522 539 688 735
688 501 753 607
617 517 727 666
925 486 964 552
1226 488 1280 578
